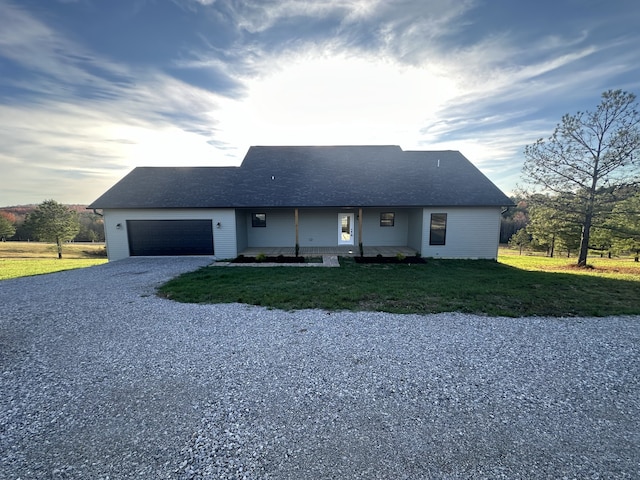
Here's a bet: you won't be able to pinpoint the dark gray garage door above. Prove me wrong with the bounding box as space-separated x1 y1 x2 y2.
127 220 214 256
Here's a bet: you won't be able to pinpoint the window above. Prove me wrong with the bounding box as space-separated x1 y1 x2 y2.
429 213 447 245
252 213 266 227
380 212 395 227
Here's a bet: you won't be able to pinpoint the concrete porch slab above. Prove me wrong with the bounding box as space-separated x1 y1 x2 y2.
238 246 417 257
212 255 341 267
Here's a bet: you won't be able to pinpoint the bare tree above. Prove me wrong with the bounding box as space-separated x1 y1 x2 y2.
522 90 640 266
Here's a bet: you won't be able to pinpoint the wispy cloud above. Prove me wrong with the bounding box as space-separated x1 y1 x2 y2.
0 2 128 91
1 0 639 204
0 0 244 204
206 0 388 34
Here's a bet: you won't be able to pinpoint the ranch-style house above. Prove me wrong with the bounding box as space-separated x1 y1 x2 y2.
88 145 513 261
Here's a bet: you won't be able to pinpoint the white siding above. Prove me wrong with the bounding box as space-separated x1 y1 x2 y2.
298 209 347 246
102 206 501 260
213 209 238 259
420 207 501 259
235 210 248 253
407 208 423 251
246 208 412 247
361 209 409 246
246 209 296 247
241 208 422 248
102 209 236 261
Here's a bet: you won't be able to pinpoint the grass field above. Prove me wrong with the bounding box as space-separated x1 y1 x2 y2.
499 248 640 281
0 241 107 280
158 248 640 317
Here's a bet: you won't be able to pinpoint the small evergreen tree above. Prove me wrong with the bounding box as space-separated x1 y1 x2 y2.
508 228 532 255
608 192 640 261
0 214 16 241
24 200 80 258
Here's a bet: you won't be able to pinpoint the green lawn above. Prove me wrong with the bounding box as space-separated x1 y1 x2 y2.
4 241 638 317
0 241 107 280
158 253 640 317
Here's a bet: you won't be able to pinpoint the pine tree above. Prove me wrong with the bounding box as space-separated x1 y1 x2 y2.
24 200 80 258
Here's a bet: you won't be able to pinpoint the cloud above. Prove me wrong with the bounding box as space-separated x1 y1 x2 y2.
1 0 639 204
219 0 475 51
0 0 248 203
211 49 461 150
0 82 241 204
212 0 387 34
0 1 136 101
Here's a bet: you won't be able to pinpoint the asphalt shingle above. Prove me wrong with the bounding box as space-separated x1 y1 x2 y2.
88 146 512 209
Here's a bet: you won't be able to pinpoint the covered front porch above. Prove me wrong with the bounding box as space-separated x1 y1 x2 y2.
238 245 418 257
235 207 424 258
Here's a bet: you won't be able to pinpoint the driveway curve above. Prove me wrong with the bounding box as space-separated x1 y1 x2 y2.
1 257 639 479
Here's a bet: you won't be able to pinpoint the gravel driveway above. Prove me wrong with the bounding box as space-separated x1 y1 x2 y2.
1 257 638 479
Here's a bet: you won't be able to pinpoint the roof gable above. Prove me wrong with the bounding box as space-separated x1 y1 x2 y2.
88 146 512 209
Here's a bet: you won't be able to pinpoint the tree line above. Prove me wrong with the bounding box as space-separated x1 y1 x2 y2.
0 201 105 252
502 89 640 263
502 193 640 261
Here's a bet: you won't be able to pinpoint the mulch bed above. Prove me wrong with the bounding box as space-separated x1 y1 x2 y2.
231 255 427 264
232 255 306 263
354 256 427 264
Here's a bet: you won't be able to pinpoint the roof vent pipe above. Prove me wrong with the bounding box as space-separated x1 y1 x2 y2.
437 159 440 167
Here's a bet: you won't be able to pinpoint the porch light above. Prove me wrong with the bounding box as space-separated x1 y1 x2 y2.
216 222 221 228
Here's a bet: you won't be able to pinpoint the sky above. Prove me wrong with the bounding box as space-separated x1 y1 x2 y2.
1 0 639 206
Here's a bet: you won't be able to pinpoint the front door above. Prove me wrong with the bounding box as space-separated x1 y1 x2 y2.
338 213 355 245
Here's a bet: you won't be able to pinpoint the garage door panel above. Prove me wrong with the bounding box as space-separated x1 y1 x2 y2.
127 220 214 256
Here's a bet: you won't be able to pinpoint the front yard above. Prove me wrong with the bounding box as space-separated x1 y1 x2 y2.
158 253 640 317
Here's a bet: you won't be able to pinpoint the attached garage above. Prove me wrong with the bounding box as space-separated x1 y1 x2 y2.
126 219 214 256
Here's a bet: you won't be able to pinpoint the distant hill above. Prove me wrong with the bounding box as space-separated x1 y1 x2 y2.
0 205 37 223
1 204 89 220
0 204 104 242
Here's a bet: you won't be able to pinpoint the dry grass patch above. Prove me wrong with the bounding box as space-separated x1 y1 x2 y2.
0 241 106 259
0 241 107 280
499 250 640 281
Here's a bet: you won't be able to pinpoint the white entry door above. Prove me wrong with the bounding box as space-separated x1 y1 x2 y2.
338 213 355 245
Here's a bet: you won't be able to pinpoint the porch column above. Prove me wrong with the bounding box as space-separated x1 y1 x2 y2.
358 207 363 256
294 208 299 256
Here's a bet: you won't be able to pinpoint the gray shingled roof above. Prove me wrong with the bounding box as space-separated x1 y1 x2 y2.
88 146 512 209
